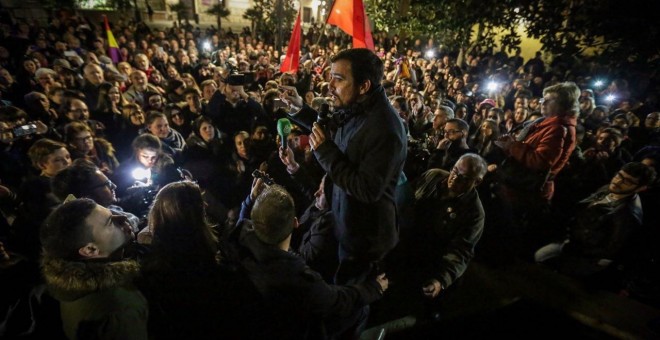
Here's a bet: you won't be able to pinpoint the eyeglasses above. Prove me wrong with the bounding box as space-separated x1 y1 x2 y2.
75 135 93 142
450 166 478 183
613 172 639 186
444 129 463 135
90 180 117 191
539 97 556 105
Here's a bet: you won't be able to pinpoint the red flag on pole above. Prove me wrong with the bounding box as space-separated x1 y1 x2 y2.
326 0 374 50
280 11 302 74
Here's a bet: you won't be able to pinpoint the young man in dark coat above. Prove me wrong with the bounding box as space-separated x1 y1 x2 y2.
535 162 656 281
40 198 147 339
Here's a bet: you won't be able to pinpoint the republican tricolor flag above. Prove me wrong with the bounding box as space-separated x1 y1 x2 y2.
326 0 374 50
103 15 122 64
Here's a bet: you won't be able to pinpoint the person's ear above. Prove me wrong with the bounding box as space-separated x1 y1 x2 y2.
78 242 100 258
37 161 48 171
293 217 299 230
474 177 483 187
358 80 371 95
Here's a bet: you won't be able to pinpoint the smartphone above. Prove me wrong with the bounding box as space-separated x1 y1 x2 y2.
64 51 78 57
12 123 37 138
273 98 288 110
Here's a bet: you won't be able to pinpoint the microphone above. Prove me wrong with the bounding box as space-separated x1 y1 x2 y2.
277 118 292 149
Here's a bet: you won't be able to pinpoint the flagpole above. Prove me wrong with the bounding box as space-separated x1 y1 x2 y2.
315 1 330 47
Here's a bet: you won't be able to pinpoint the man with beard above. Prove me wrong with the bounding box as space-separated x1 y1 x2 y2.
305 48 407 284
427 118 475 171
535 162 656 280
40 198 147 339
204 72 267 137
123 70 160 107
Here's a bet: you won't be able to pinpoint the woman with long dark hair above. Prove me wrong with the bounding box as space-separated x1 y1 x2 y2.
137 182 235 338
93 82 126 137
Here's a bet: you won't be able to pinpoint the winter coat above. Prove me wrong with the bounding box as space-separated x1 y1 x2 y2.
225 221 383 339
312 86 407 260
42 256 148 340
507 115 577 200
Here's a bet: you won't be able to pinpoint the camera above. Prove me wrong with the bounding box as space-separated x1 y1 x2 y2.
252 169 274 185
227 73 245 86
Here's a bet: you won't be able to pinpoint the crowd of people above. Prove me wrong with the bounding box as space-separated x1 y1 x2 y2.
1 12 659 339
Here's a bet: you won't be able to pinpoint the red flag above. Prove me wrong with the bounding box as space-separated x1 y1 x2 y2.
326 0 374 50
280 11 302 74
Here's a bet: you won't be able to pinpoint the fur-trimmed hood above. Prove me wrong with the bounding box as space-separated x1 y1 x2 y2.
42 256 140 302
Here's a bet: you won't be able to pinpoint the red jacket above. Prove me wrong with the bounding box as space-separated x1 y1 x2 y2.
508 115 577 200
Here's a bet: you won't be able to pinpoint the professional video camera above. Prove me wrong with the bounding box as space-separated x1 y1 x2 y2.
119 167 193 220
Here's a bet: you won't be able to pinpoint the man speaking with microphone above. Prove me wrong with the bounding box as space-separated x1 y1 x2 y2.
284 48 407 285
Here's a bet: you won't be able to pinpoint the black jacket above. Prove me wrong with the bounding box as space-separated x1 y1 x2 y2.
312 86 407 260
225 221 383 339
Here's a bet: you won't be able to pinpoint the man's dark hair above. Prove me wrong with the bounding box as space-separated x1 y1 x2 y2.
132 133 162 152
446 118 469 133
621 162 656 187
183 87 200 97
392 96 408 113
51 159 98 201
251 185 296 245
41 198 96 259
331 48 383 93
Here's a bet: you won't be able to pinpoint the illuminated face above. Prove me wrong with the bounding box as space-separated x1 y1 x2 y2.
514 97 528 110
185 93 201 110
40 147 71 177
148 95 163 109
72 131 94 153
314 176 328 210
447 158 480 196
514 108 528 124
540 93 560 117
481 122 493 137
609 170 641 195
23 60 37 74
329 59 360 110
199 122 215 142
443 122 464 142
234 133 248 159
432 110 447 131
84 64 104 86
203 84 217 100
69 99 90 120
135 55 150 71
137 148 158 168
108 86 121 104
35 93 50 111
148 117 170 139
128 107 145 126
88 171 117 207
130 72 148 91
37 72 54 88
85 205 133 257
645 112 659 128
